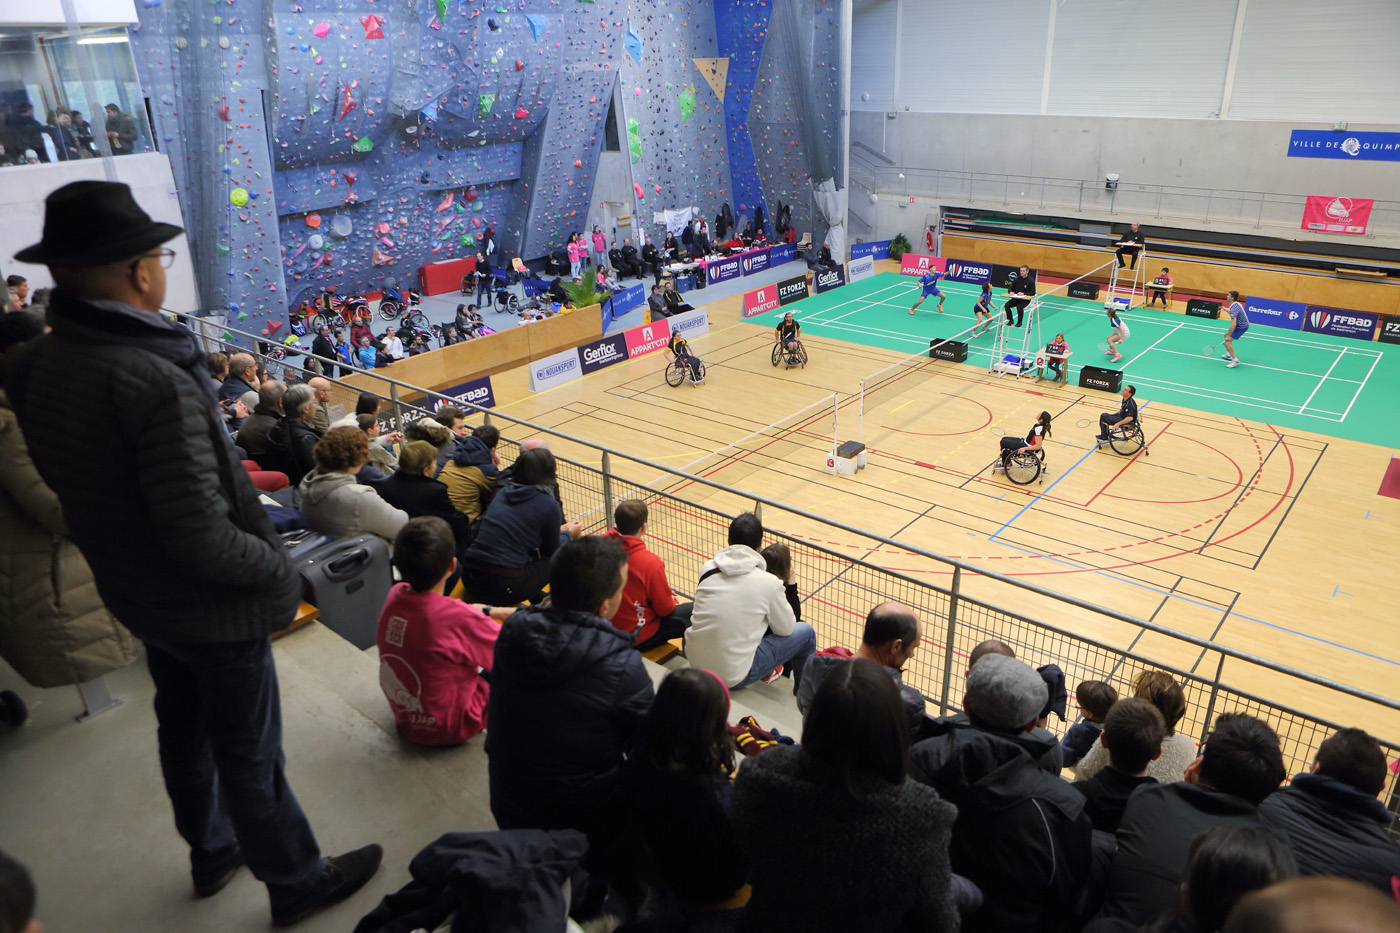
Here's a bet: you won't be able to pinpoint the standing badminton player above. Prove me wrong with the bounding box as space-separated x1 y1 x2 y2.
1223 290 1248 369
1105 309 1131 363
972 283 995 336
909 267 945 314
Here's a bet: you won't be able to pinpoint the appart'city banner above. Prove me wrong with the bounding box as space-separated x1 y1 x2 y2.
899 254 945 276
742 282 780 317
1300 196 1373 235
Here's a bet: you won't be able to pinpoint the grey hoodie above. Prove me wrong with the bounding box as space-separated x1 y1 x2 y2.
298 468 408 541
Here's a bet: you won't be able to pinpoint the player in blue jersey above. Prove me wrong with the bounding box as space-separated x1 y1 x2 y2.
909 268 945 315
1223 289 1249 369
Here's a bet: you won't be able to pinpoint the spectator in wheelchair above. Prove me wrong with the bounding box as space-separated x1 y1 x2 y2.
1097 384 1139 446
1000 410 1052 471
297 426 409 542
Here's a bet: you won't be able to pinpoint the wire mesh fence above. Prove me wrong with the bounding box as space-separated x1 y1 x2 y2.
211 324 1400 838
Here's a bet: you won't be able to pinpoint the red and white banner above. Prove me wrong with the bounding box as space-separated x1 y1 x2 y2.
899 254 946 276
623 319 671 359
742 283 780 317
1301 196 1373 235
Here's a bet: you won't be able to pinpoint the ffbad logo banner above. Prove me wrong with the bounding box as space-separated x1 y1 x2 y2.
529 346 582 392
705 256 742 285
742 283 780 317
945 259 991 285
741 248 771 276
899 254 945 276
847 254 875 283
1302 305 1378 341
624 319 672 359
438 375 496 409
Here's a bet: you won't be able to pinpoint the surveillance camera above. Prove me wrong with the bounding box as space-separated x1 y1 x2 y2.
1105 173 1120 191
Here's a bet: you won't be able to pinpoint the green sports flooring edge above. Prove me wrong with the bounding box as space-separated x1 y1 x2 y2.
745 272 1400 448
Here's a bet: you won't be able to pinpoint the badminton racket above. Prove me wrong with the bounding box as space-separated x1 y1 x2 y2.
1202 341 1223 357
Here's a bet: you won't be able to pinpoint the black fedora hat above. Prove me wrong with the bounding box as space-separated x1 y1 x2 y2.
15 180 183 267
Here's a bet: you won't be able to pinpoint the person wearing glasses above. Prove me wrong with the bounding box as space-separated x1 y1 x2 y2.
3 181 383 926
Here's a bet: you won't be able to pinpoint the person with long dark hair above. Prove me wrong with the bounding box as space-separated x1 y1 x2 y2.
1140 826 1296 933
732 658 959 932
1000 410 1052 472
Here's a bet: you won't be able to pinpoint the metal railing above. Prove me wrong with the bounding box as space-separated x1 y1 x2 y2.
850 149 1400 241
206 318 1400 832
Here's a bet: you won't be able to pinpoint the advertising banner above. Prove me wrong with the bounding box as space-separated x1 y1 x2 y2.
740 247 771 276
847 254 876 283
1067 282 1100 299
436 375 496 410
1302 305 1379 341
851 239 891 261
742 283 780 317
1301 196 1373 235
624 319 672 359
777 275 809 306
1244 296 1305 331
768 242 798 266
704 255 742 285
1288 130 1400 162
528 346 583 392
990 263 1031 290
578 333 630 375
611 282 646 317
944 259 992 285
814 266 847 293
668 306 710 338
899 254 944 276
1184 299 1221 319
1379 315 1400 346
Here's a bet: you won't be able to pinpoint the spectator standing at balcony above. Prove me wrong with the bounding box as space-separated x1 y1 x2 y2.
681 219 697 257
47 110 81 161
104 103 138 155
591 224 608 270
1099 713 1287 927
298 427 408 541
1074 670 1196 783
685 512 816 693
911 654 1092 932
603 499 692 652
6 276 28 309
474 250 494 307
69 109 95 155
1115 222 1145 270
311 325 337 376
1071 697 1164 834
1257 727 1400 893
567 232 584 279
3 181 382 924
735 658 960 933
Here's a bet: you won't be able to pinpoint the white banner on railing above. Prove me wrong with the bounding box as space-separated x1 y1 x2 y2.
668 306 710 338
847 254 875 283
528 346 583 392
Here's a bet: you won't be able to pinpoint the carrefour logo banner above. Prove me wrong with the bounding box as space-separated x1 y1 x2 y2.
1244 297 1304 331
768 243 798 266
851 239 891 261
1302 305 1378 341
1288 130 1400 161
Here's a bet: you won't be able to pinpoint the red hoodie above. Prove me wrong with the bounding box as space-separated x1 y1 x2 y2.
604 529 677 645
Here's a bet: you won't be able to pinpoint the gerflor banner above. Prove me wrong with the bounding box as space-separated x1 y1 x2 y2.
814 266 846 293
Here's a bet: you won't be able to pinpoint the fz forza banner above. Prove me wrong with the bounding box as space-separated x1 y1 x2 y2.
899 254 944 276
777 275 809 306
1301 196 1373 235
742 283 780 318
1302 305 1379 341
1379 315 1400 346
814 266 846 293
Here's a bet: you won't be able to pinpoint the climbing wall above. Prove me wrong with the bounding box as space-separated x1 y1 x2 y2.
712 0 770 236
617 1 732 248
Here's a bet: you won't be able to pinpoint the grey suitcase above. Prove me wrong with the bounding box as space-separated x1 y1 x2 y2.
294 535 392 650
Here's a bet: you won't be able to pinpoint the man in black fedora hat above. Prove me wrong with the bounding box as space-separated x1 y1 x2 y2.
3 181 382 926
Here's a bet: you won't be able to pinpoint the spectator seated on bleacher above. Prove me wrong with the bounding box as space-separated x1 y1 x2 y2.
1075 670 1197 784
1071 698 1164 834
374 440 472 554
684 513 816 694
733 658 961 932
797 601 929 740
459 447 580 606
620 668 747 914
1221 877 1400 933
1099 713 1287 928
329 391 381 430
485 536 654 849
234 380 285 465
401 412 456 478
428 405 470 477
955 639 1065 775
911 654 1093 933
297 427 408 542
603 499 692 652
1257 727 1400 894
375 517 501 747
265 383 321 485
218 352 260 428
355 414 398 482
1060 679 1119 769
439 424 500 524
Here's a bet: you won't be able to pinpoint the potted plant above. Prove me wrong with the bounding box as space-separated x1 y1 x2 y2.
889 233 912 260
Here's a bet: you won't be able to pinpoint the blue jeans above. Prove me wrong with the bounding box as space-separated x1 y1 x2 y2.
738 623 817 693
144 637 323 897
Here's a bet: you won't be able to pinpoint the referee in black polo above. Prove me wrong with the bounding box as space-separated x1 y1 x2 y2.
1115 222 1145 269
1003 265 1035 327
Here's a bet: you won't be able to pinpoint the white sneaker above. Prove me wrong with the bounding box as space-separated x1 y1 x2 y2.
1221 353 1233 361
1226 358 1240 368
1111 354 1122 362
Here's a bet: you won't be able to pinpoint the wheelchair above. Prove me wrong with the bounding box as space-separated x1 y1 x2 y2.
771 339 807 369
664 349 707 386
1101 420 1150 457
992 447 1047 486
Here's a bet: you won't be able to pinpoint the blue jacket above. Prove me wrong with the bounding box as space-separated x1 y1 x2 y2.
1060 720 1104 768
463 483 566 570
1258 772 1400 893
451 434 499 477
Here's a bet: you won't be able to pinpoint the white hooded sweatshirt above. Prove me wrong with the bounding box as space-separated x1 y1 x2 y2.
684 544 796 687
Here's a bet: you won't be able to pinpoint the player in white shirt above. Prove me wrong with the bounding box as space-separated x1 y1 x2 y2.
1105 310 1131 363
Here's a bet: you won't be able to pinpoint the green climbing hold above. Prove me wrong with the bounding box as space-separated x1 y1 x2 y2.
679 85 696 121
627 116 642 164
352 136 373 153
436 0 447 21
461 233 476 248
478 93 496 118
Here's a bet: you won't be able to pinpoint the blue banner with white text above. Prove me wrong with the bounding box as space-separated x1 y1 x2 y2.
1287 130 1400 161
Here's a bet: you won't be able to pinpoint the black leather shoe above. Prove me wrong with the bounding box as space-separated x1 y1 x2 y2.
193 854 245 898
271 844 383 927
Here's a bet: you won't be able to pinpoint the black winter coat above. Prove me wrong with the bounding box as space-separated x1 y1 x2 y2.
1258 772 1400 893
374 471 471 551
265 417 320 485
485 605 654 841
911 718 1092 933
733 745 959 933
2 292 299 642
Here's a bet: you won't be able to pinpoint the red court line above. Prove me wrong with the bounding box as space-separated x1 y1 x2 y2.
1084 420 1175 507
1099 431 1245 505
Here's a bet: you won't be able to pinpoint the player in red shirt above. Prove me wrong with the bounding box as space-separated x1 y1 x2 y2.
604 499 693 651
376 517 510 746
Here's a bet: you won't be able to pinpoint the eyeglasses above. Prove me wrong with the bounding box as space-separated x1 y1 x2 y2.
132 248 177 271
